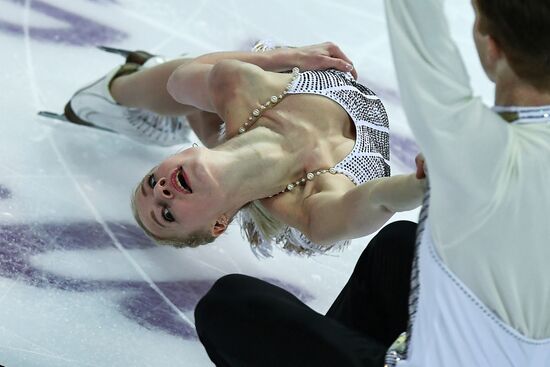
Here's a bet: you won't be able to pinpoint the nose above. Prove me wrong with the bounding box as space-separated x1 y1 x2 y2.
154 177 173 199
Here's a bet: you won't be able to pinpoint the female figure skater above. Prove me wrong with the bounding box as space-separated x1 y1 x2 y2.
51 42 425 256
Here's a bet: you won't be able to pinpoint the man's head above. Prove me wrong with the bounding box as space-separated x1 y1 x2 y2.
472 0 550 91
131 146 231 247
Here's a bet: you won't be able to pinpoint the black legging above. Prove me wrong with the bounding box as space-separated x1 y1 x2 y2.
195 221 417 367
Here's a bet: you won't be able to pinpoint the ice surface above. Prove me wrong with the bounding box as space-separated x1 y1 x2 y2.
0 0 492 366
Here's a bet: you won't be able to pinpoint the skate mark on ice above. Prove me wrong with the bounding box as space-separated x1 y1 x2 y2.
0 0 126 46
0 222 313 339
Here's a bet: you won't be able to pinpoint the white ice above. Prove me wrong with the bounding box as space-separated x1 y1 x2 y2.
0 0 493 366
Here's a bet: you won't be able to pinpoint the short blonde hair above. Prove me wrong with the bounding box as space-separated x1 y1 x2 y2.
241 200 285 244
240 200 313 256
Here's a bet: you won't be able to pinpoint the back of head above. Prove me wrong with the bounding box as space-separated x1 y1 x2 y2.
477 0 550 91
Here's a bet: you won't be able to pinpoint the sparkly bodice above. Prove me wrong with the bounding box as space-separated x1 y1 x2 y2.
287 69 390 184
240 69 390 256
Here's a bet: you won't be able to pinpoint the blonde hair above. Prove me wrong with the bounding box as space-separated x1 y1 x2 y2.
241 200 285 243
240 200 313 256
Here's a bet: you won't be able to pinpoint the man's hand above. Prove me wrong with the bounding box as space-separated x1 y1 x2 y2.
415 153 427 179
277 42 357 79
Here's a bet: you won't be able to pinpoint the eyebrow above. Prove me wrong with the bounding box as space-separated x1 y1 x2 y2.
150 210 166 228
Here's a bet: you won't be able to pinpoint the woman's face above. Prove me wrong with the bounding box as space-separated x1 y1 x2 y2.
133 147 223 239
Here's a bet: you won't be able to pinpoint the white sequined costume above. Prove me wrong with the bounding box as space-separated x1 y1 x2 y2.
240 69 390 257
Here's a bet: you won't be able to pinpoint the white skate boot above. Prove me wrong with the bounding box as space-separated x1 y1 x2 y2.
40 46 191 147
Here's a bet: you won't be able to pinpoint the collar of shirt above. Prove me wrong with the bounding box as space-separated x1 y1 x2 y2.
493 105 550 125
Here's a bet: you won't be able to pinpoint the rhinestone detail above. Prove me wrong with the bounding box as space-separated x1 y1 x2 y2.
269 168 338 197
238 67 300 135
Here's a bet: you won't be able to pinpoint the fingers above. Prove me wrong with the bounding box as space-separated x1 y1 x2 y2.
323 42 353 65
316 55 353 74
297 42 357 77
323 42 357 78
349 64 358 79
415 154 426 179
416 166 425 180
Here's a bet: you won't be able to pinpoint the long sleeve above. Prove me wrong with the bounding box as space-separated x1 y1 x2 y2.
384 0 550 338
384 0 510 247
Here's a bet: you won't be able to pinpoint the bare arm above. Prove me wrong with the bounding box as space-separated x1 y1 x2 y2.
167 59 278 126
303 174 426 244
190 42 356 77
166 63 216 112
186 110 223 148
166 42 357 114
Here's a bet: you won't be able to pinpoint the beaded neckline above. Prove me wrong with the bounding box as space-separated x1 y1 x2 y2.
238 67 301 134
235 67 338 197
268 167 338 198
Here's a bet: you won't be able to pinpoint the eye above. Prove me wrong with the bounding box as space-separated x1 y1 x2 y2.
148 174 157 189
162 207 175 223
161 208 175 222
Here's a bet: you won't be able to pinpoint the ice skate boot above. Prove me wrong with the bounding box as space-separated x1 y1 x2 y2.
39 47 190 147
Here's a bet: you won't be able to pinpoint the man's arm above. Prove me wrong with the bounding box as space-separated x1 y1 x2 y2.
302 174 425 244
385 0 510 245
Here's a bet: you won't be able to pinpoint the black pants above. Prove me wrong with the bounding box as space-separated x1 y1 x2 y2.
195 221 417 367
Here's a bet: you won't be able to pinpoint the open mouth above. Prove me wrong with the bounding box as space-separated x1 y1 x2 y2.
171 167 192 193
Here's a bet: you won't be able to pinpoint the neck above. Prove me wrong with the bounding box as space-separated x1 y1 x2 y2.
494 69 550 107
210 127 305 212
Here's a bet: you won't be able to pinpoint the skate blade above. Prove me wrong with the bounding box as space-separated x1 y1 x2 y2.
38 111 68 121
97 45 158 66
98 45 188 62
37 111 114 133
96 45 131 57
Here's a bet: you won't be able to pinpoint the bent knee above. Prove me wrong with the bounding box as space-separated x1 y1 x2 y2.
357 221 417 267
195 275 254 317
374 221 417 251
210 274 255 297
196 274 277 315
195 274 269 333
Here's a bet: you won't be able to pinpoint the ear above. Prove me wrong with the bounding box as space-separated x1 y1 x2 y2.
486 34 503 65
211 214 229 237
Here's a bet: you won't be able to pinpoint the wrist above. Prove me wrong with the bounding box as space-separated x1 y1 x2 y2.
267 48 294 72
410 173 427 201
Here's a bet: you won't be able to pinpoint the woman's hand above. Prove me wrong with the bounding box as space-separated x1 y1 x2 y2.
276 42 357 79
